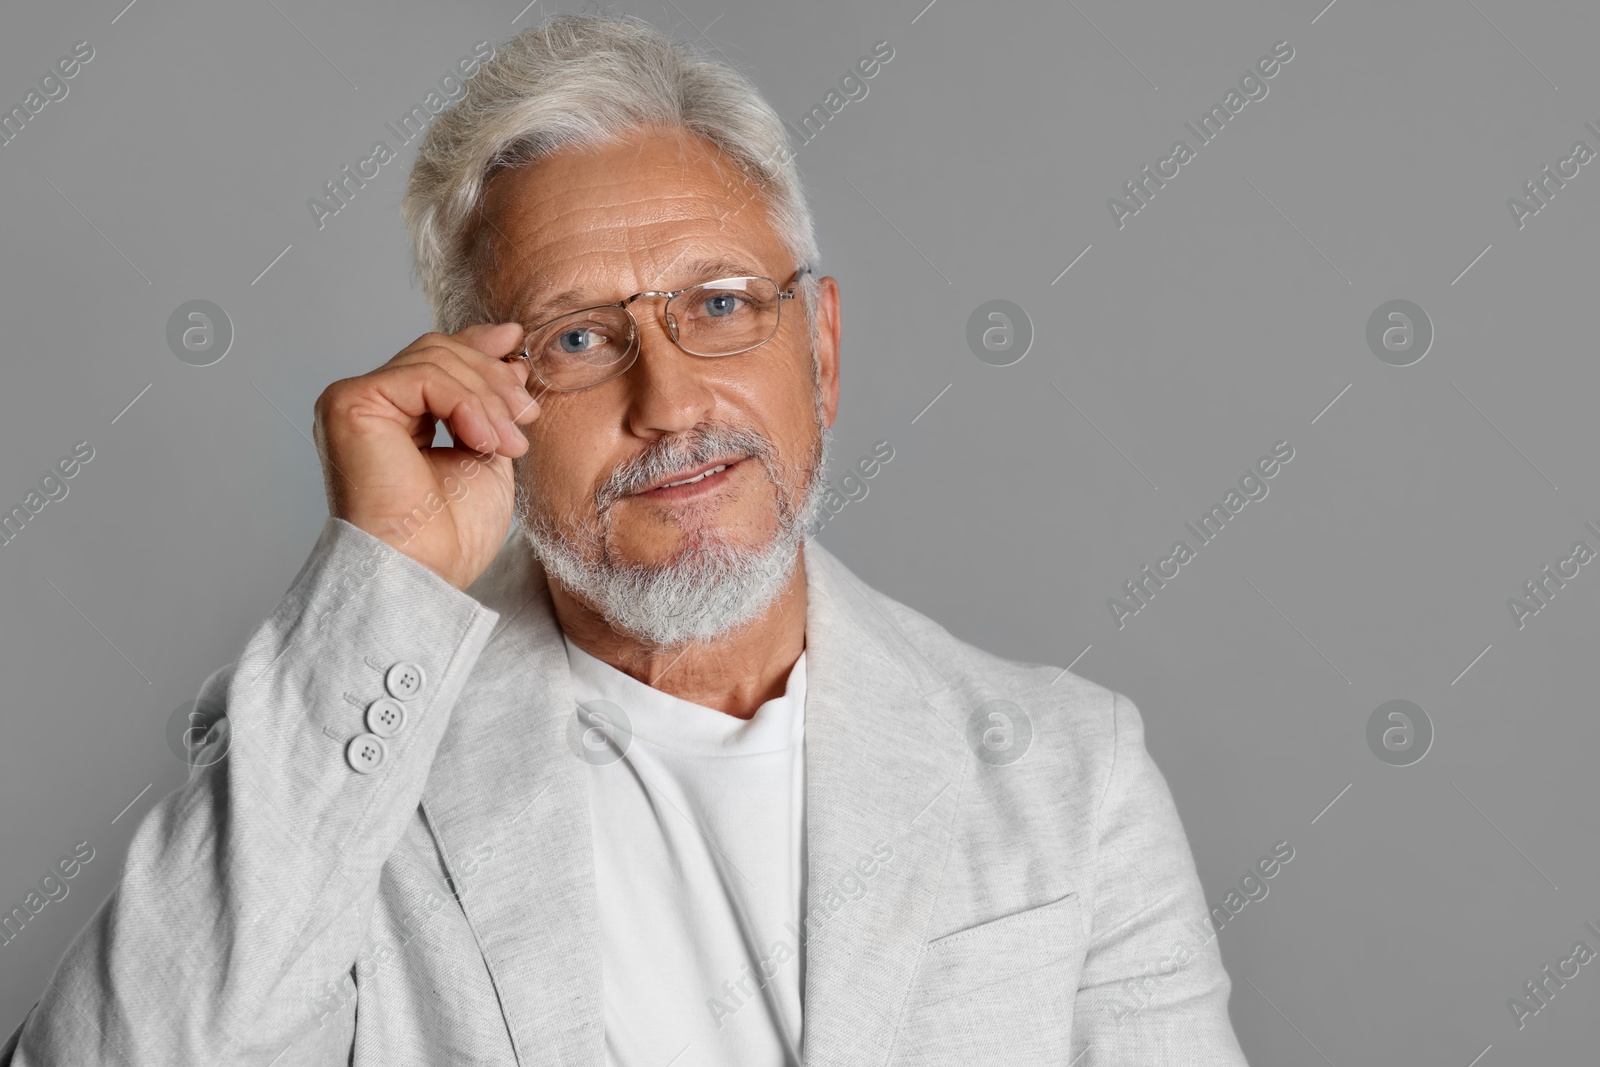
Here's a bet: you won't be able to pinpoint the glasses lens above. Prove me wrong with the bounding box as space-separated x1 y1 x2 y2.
526 307 635 390
669 277 782 357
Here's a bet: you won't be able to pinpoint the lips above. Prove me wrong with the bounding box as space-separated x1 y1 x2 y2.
635 456 745 495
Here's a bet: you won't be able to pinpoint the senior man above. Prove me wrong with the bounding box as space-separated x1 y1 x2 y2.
4 14 1250 1067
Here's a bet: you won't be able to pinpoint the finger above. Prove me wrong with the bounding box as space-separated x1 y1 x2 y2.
487 349 540 418
453 321 525 358
366 361 513 458
401 330 540 426
391 344 531 451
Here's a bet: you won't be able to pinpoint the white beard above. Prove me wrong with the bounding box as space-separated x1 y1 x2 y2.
514 406 832 651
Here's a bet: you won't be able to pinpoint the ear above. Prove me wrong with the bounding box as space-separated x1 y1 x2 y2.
814 275 842 429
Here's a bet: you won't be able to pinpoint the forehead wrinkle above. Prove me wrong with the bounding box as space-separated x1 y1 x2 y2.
509 250 771 326
480 132 782 324
495 144 734 223
495 218 769 324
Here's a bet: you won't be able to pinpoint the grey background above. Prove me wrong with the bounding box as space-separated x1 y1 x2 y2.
2 0 1597 1061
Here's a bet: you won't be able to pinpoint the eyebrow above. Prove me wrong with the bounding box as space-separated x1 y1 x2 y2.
516 256 770 324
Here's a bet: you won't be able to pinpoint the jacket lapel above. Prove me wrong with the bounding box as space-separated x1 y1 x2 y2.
420 534 604 1066
420 534 970 1066
797 542 972 1065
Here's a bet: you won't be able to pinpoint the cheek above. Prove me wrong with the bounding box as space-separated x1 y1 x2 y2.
537 408 659 519
731 356 820 446
524 415 597 503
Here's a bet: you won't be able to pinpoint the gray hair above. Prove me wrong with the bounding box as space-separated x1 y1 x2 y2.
402 13 821 341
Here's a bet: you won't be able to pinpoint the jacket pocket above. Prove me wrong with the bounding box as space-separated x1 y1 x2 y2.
909 890 1085 1010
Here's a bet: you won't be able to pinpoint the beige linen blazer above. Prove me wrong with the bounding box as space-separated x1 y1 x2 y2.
3 517 1250 1065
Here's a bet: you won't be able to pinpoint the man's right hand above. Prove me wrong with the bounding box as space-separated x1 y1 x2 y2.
313 322 541 591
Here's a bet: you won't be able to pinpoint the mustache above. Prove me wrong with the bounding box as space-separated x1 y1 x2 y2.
596 424 777 506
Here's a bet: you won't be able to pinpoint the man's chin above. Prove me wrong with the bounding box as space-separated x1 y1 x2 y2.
606 517 781 574
524 515 804 649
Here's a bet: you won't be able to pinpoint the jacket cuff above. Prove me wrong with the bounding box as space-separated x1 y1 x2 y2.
215 515 500 865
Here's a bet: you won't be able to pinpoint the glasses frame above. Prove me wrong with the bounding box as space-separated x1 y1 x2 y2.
502 265 812 393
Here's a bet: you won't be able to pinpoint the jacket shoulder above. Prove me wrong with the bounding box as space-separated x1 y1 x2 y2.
814 545 1122 757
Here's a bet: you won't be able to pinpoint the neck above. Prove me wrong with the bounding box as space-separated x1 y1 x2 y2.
548 542 809 720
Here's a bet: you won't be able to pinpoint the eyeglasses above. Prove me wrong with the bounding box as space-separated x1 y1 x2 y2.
501 266 810 393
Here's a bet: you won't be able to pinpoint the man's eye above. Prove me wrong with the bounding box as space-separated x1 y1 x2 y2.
555 328 603 353
700 292 743 317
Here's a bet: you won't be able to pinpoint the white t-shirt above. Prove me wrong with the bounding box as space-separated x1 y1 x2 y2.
563 635 808 1067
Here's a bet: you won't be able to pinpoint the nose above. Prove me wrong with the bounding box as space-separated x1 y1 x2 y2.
624 298 715 439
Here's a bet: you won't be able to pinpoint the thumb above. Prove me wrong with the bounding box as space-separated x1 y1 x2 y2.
454 321 526 358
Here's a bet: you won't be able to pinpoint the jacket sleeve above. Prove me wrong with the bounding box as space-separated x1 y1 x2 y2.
1071 693 1252 1065
2 517 500 1066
